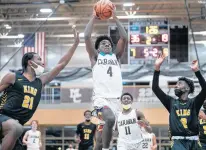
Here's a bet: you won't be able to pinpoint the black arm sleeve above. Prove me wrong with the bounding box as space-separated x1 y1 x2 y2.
152 70 173 111
194 71 206 112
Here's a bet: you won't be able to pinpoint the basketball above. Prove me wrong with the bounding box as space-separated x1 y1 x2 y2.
94 0 114 20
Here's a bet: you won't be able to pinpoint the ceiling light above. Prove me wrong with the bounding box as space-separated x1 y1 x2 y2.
40 8 52 13
4 24 9 27
123 3 135 7
6 26 12 29
18 34 24 38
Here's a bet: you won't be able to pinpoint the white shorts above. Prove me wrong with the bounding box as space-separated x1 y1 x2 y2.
117 141 142 150
27 148 40 150
92 97 121 118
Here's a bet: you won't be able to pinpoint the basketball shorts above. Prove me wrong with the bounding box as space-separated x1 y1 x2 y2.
117 140 142 150
27 148 40 150
171 139 202 150
92 97 121 118
201 142 206 150
78 145 93 150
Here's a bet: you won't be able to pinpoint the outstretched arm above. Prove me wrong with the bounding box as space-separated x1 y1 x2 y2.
152 54 173 111
40 27 79 85
84 15 98 64
112 10 127 59
191 60 206 111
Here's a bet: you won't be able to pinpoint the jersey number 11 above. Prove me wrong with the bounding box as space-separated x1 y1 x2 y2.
125 126 131 135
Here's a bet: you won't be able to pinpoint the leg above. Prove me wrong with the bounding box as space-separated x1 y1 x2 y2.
1 119 23 150
101 107 115 149
88 145 93 150
190 140 202 150
201 142 206 150
171 139 188 150
94 129 102 150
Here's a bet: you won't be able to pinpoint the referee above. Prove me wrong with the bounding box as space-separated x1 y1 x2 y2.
75 110 96 150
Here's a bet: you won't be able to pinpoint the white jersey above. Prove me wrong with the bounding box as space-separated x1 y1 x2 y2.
92 53 122 98
117 109 143 143
140 131 154 150
27 130 41 149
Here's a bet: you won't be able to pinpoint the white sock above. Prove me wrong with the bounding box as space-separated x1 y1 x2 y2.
102 149 109 150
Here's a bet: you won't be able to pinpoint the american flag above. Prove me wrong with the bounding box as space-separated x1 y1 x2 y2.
23 32 46 64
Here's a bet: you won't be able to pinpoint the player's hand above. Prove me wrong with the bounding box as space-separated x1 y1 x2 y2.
190 60 199 72
72 25 79 45
93 3 101 20
75 137 81 143
137 120 146 127
154 53 166 71
112 5 117 20
151 145 157 150
199 111 206 119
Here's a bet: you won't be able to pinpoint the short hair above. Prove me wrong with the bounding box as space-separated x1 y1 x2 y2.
84 110 91 116
30 120 39 126
95 35 114 50
178 77 194 94
22 52 37 72
121 92 133 101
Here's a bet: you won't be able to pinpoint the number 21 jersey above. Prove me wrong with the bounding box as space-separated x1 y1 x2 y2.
0 72 42 125
92 52 123 98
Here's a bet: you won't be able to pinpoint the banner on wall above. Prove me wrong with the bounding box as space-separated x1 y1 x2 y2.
60 85 201 103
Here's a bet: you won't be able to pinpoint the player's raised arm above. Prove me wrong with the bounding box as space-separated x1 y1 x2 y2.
84 15 98 63
152 54 172 111
112 9 127 59
192 60 206 111
40 27 79 85
0 73 15 92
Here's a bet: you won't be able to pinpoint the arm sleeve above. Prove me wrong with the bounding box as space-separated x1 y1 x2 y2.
152 70 173 111
194 71 206 112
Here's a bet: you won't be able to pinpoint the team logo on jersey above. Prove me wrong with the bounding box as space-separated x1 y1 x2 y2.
97 58 118 66
23 86 38 96
118 118 137 126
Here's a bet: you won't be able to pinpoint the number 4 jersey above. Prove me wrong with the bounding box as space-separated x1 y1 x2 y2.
117 109 143 144
92 52 123 98
0 72 42 125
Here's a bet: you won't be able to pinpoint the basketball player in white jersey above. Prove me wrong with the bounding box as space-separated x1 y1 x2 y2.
84 7 127 150
117 93 152 150
23 120 41 150
141 123 157 150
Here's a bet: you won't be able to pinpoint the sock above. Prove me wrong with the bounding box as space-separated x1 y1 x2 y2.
102 149 109 150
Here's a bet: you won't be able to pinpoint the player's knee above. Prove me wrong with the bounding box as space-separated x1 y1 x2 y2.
11 122 23 137
104 115 115 127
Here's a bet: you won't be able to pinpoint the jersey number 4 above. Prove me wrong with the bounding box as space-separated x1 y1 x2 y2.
125 126 131 135
22 95 34 110
107 66 113 77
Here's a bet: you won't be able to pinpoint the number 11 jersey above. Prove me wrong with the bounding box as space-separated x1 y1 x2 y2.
117 109 143 143
92 52 123 98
